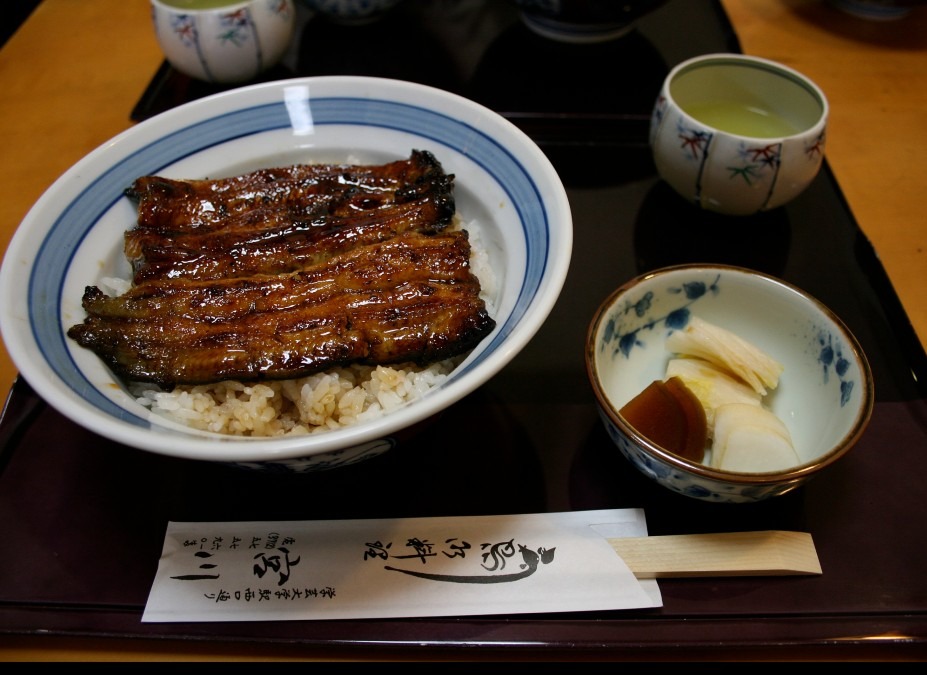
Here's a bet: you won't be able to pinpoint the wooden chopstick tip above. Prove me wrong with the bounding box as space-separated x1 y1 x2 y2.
607 530 822 579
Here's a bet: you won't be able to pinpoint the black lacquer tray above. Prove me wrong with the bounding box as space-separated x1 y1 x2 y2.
3 0 927 660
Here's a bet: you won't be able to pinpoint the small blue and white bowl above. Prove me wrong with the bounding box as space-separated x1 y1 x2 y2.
585 264 874 503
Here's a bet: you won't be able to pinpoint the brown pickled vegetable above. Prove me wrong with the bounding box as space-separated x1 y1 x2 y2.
619 376 708 462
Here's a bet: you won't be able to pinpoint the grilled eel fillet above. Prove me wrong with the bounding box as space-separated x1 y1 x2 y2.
124 149 455 283
67 151 496 388
68 230 494 387
125 196 455 284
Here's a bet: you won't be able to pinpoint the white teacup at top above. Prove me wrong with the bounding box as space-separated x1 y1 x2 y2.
150 0 296 84
650 53 828 216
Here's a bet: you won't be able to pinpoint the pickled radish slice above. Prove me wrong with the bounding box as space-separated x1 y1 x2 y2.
711 402 799 472
665 316 784 395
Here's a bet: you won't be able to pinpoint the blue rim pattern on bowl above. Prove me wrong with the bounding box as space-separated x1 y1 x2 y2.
599 272 859 403
600 411 805 503
30 93 551 431
587 264 874 502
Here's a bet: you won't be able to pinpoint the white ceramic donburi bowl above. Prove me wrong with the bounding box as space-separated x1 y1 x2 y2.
586 264 873 503
0 76 573 472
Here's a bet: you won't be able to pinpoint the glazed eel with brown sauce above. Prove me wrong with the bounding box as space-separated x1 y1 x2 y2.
67 151 496 388
124 149 456 283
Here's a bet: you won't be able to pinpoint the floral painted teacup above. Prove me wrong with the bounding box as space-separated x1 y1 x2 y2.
151 0 296 84
650 53 828 216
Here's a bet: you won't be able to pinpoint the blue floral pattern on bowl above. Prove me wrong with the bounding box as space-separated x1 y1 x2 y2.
600 410 801 503
587 264 874 503
599 272 858 406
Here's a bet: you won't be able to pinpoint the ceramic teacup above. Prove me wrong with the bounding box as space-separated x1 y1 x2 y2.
150 0 296 84
649 53 828 216
513 0 668 43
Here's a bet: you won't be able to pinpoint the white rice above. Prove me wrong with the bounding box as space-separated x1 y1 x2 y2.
126 220 496 437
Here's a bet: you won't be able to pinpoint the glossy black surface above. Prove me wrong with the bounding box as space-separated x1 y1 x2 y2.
3 0 927 658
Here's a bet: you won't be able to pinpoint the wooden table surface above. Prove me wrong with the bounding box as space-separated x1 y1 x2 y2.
1 0 925 663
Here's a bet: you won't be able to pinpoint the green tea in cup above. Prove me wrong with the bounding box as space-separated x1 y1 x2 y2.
678 101 804 139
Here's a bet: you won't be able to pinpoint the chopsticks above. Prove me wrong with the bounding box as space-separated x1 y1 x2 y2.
608 530 822 579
